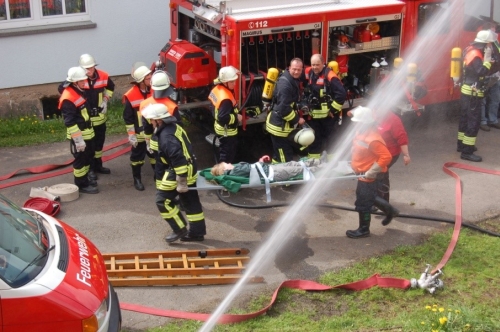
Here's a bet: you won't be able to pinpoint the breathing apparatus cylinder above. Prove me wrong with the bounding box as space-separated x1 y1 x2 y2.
450 47 462 84
312 30 320 54
393 57 403 71
407 63 418 83
327 61 339 74
262 67 280 106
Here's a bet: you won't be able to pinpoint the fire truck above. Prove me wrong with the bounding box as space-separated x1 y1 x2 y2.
154 0 496 152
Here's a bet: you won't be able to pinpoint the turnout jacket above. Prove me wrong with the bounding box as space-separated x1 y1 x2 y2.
461 45 492 97
59 85 94 141
84 69 115 126
266 70 302 137
122 84 151 141
351 128 391 183
303 66 346 117
209 84 239 136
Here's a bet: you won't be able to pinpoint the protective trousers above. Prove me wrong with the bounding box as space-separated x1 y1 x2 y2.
457 94 482 154
270 135 295 163
92 122 107 169
217 135 238 163
376 154 399 202
306 117 335 159
155 186 206 236
71 138 95 188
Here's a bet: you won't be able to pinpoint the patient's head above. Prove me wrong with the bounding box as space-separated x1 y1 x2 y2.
211 162 234 176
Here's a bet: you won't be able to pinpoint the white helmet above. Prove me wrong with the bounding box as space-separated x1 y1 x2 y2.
293 128 315 147
351 106 374 124
131 62 152 83
217 66 240 83
474 30 498 43
142 103 170 120
79 54 97 68
151 71 170 90
66 66 88 82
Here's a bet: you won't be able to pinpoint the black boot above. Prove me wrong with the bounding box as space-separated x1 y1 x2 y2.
95 157 111 174
131 165 145 191
88 170 98 181
346 212 371 238
165 227 188 243
373 196 399 226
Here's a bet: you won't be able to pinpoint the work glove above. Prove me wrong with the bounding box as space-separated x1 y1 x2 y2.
145 138 153 154
128 134 138 148
364 162 382 179
262 104 271 113
484 46 493 63
72 132 86 152
176 175 189 193
100 100 108 114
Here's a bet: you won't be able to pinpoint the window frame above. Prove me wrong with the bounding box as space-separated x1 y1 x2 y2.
0 0 90 30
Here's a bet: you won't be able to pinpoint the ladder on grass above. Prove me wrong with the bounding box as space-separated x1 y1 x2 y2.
103 248 264 286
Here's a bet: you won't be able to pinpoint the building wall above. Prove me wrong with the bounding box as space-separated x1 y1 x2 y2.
0 0 170 117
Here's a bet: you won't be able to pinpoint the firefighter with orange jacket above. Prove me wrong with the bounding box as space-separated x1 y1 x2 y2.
346 106 398 239
59 67 98 194
208 66 242 163
303 54 346 159
457 30 496 162
266 58 307 163
122 62 153 191
79 54 115 175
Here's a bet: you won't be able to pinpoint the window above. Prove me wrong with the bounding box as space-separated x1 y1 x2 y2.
417 2 450 36
0 0 89 29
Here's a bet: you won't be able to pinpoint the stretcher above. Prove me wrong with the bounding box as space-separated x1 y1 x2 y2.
192 160 363 202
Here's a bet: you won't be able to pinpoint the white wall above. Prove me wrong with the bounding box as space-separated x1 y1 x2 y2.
0 0 171 89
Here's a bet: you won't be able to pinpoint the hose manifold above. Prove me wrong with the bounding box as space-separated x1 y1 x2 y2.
410 264 444 294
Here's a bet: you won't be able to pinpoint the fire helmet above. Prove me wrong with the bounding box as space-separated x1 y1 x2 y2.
142 103 170 120
474 30 498 43
350 106 375 124
131 62 152 83
79 54 97 68
66 66 88 82
217 66 240 83
293 128 315 147
151 71 170 90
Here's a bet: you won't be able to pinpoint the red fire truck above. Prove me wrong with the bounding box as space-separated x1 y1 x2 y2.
155 0 496 145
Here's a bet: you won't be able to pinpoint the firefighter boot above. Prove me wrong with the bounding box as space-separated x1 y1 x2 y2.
131 165 144 191
95 157 111 174
164 214 188 243
346 212 371 238
374 196 400 226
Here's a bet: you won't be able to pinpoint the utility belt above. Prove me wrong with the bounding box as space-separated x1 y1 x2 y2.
89 107 102 117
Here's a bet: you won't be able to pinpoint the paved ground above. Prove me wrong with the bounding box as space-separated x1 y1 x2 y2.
1 105 500 331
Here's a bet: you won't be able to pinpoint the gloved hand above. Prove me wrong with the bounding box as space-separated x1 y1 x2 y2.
100 100 108 114
145 138 153 154
128 134 138 148
484 46 493 63
72 133 86 152
262 104 271 113
176 175 189 193
364 162 382 179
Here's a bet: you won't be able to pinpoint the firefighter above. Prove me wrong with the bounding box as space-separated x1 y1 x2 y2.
347 106 398 239
457 30 496 162
142 103 206 243
208 66 242 163
79 53 115 175
140 71 181 122
59 67 98 194
265 58 307 163
303 54 346 159
122 62 153 191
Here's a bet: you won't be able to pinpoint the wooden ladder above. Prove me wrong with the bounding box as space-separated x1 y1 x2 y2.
103 248 264 286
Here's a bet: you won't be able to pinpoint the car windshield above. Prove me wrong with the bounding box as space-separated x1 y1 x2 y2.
0 194 50 288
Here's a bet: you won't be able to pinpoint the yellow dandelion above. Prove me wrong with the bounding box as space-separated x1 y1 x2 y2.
432 329 438 332
439 307 444 312
420 321 425 325
455 310 461 314
20 118 25 121
425 305 432 310
433 304 438 308
432 308 437 312
439 316 448 325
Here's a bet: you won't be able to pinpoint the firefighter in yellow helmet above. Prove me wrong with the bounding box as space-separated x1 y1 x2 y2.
457 30 497 162
208 66 242 163
142 103 206 243
122 62 153 191
59 67 98 194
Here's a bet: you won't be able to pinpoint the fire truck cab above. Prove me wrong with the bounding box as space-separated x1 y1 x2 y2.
157 0 498 138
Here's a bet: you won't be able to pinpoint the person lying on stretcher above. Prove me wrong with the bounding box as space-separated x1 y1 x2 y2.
210 155 324 182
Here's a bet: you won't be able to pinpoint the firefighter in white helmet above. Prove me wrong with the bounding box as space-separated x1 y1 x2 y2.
346 106 398 239
302 54 347 159
142 103 207 243
58 67 98 194
457 29 497 162
79 53 115 175
208 65 242 163
265 58 307 163
480 20 500 132
122 62 154 191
